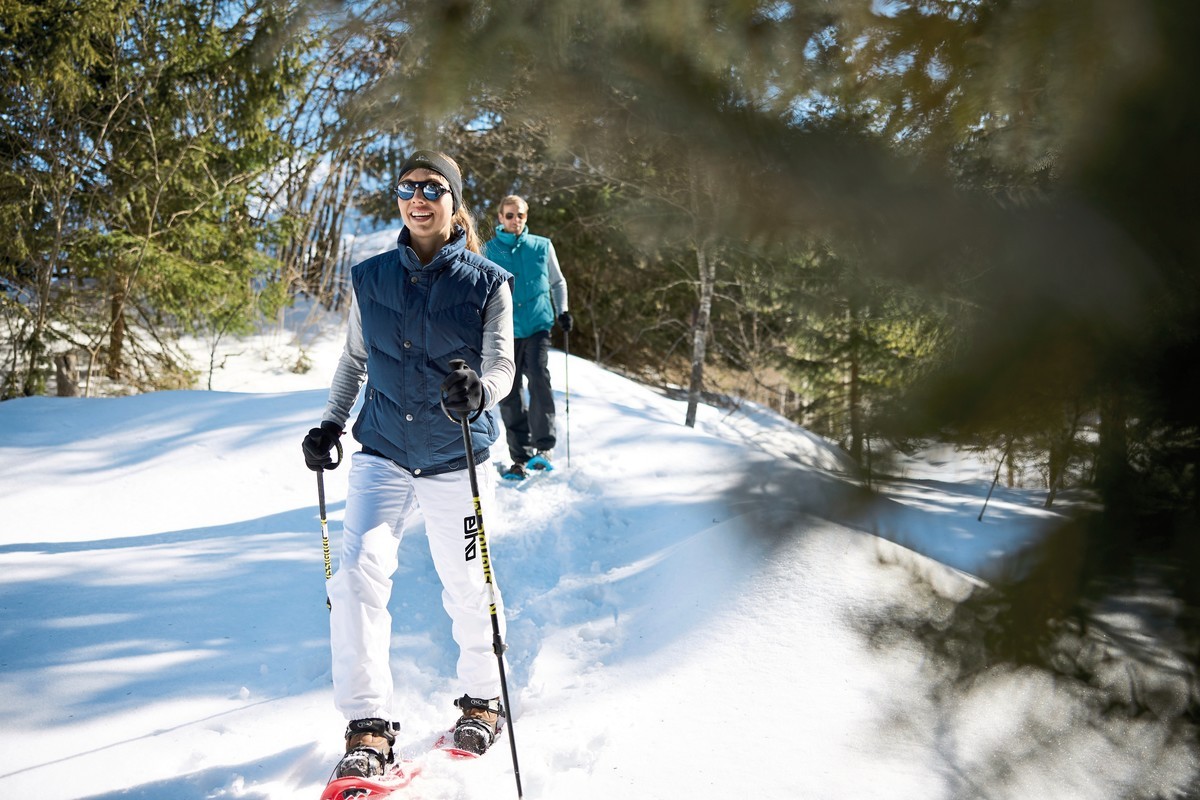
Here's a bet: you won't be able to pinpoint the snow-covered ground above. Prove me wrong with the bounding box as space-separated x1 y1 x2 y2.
1 308 1196 800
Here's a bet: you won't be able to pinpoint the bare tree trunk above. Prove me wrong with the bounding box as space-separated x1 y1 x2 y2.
685 240 716 428
684 156 717 429
1096 385 1130 503
20 213 66 396
848 338 862 463
55 352 80 397
1045 402 1083 508
107 283 128 381
1007 441 1017 487
847 305 864 464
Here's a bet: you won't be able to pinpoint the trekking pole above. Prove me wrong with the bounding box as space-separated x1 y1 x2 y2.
563 330 570 469
442 359 523 799
316 438 344 610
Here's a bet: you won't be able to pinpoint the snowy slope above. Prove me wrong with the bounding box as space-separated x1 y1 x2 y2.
1 327 1195 800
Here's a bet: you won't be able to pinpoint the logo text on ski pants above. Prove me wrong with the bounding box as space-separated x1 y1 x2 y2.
463 515 478 561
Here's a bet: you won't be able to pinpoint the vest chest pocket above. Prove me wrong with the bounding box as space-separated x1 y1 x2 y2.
425 301 483 362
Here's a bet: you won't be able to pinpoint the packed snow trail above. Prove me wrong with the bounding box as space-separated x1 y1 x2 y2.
2 348 1195 799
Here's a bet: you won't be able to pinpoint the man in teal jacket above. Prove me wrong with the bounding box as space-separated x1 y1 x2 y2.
483 194 571 479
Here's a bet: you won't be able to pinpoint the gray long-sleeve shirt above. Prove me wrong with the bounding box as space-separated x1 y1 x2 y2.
545 241 569 315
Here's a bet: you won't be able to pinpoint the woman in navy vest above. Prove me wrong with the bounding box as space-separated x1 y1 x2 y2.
301 151 515 776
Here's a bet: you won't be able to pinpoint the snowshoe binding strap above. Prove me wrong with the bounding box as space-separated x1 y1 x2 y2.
344 718 399 745
341 717 398 772
453 695 505 717
334 746 389 779
452 695 505 755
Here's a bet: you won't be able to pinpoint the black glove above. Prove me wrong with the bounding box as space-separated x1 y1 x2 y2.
558 311 573 332
441 362 483 417
302 420 343 471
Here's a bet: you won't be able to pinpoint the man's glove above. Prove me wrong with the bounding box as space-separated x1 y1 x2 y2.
302 420 343 471
441 362 483 417
558 311 573 332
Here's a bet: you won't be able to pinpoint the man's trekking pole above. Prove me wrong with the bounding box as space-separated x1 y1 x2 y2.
316 439 343 610
563 330 570 469
442 359 523 799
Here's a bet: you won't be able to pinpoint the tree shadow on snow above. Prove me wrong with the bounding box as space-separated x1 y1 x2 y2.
78 743 323 800
727 456 1200 798
0 505 345 723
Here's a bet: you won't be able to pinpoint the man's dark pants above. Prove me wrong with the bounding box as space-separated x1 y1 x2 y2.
501 329 556 465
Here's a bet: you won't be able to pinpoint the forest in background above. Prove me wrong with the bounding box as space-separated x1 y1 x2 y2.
3 0 1198 749
5 0 1199 506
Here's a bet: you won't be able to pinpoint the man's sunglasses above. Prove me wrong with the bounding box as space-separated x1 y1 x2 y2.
395 180 452 201
504 212 527 220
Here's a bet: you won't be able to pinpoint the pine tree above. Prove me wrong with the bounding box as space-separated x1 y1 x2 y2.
1 0 308 395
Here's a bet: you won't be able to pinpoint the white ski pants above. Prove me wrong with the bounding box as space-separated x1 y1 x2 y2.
328 451 506 721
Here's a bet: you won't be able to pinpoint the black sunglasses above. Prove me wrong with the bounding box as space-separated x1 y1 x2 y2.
395 179 452 201
504 212 527 220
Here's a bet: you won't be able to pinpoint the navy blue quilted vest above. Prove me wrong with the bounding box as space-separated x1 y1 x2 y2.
350 228 510 475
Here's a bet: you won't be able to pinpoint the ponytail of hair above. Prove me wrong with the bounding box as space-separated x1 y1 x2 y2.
454 205 483 255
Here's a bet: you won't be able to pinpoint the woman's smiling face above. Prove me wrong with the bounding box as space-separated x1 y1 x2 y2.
397 167 454 244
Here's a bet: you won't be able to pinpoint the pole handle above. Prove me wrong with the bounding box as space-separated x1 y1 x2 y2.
440 359 484 424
